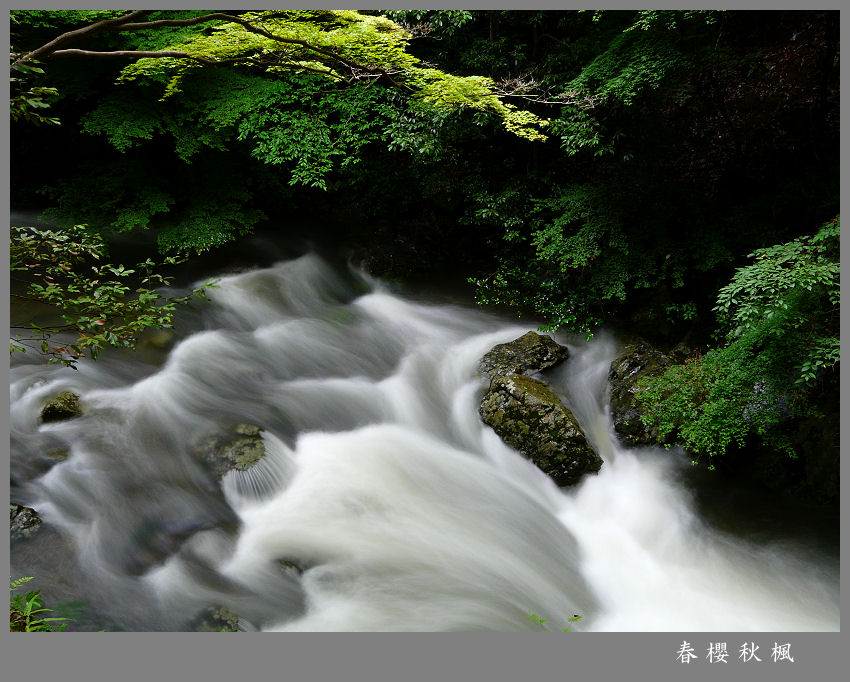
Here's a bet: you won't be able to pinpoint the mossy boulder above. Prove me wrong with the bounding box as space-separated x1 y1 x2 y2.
478 331 569 380
608 339 678 446
480 374 602 486
191 423 266 481
10 503 42 542
40 391 82 423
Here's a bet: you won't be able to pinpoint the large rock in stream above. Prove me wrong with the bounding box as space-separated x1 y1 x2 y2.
479 331 570 380
40 390 82 423
478 332 602 486
607 338 687 447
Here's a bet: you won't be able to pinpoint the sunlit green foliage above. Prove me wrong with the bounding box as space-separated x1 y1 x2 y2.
24 9 548 255
114 10 548 141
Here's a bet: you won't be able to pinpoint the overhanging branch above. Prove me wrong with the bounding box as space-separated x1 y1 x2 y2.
13 10 360 76
12 10 154 66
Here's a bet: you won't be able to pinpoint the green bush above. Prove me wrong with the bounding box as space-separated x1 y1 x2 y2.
636 217 839 462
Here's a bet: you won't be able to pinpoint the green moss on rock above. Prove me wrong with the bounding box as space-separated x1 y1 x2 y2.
191 605 239 632
608 339 675 446
191 423 267 480
10 503 42 542
40 391 82 423
478 331 569 380
480 373 602 486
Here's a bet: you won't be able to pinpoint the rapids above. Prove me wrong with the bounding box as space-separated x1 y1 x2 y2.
9 253 839 631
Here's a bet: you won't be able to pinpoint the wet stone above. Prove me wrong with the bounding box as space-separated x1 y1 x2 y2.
10 503 42 542
478 331 569 381
279 559 305 577
191 423 267 481
40 391 82 423
608 338 675 446
191 605 240 632
479 374 602 486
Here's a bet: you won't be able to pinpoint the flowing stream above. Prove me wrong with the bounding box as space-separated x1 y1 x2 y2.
9 251 840 631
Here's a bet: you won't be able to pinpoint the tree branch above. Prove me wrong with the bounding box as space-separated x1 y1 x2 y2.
49 49 194 61
13 10 154 66
211 13 359 70
46 49 352 81
491 74 601 107
15 10 360 73
115 12 242 31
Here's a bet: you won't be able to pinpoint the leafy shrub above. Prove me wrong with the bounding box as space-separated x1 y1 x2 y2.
636 217 839 462
10 224 215 366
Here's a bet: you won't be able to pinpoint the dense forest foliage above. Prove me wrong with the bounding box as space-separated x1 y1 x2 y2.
9 10 840 488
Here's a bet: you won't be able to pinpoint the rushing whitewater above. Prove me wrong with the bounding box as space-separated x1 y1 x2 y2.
9 253 839 631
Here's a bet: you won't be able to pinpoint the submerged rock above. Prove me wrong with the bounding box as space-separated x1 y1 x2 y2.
40 390 82 423
191 423 267 481
480 374 602 486
135 328 178 364
114 499 240 577
44 447 70 462
278 559 306 577
608 338 676 447
191 605 240 632
10 503 42 542
478 331 569 380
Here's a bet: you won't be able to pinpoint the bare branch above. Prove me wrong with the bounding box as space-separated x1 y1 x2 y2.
13 10 154 66
116 12 241 31
50 49 193 61
491 73 601 107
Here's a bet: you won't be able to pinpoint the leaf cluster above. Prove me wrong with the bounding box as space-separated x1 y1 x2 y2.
10 224 215 367
10 577 71 632
42 153 271 254
382 10 475 38
9 60 60 127
469 182 674 337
